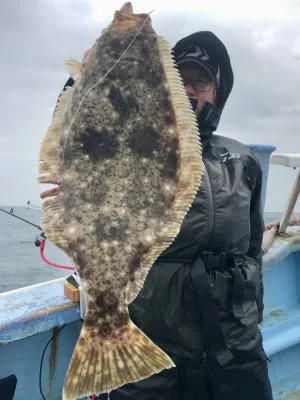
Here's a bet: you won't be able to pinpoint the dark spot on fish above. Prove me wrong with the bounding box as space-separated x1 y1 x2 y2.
89 301 96 309
172 137 179 147
75 250 87 267
107 247 116 257
95 291 119 317
165 115 175 125
100 321 113 336
89 330 97 338
75 215 83 224
95 292 105 308
108 86 139 118
128 126 160 158
110 39 123 53
137 241 151 255
139 45 149 59
82 270 91 280
106 68 120 81
160 97 172 110
139 166 148 175
114 311 129 329
82 184 108 205
164 192 176 203
163 151 179 179
109 86 130 117
81 128 119 162
95 217 129 241
79 337 85 345
146 71 164 87
85 315 95 327
128 255 141 275
108 219 129 238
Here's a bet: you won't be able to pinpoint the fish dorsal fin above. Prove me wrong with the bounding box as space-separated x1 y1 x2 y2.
64 58 83 81
125 36 203 304
38 85 72 178
38 85 73 255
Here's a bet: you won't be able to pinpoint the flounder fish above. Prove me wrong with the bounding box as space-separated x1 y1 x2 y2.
38 2 203 399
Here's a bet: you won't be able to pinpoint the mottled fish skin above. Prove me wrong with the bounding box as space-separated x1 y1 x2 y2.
38 3 202 399
61 18 180 333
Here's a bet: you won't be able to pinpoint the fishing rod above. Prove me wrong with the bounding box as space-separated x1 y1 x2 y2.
0 207 42 231
0 207 74 270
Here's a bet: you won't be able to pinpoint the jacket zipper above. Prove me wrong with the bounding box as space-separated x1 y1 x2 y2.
203 161 215 249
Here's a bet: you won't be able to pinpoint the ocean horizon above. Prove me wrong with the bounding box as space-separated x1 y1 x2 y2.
0 206 298 294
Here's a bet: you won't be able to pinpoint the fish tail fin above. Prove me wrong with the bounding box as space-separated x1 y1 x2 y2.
62 319 175 400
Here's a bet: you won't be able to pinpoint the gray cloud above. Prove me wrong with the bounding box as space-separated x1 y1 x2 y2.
1 1 299 213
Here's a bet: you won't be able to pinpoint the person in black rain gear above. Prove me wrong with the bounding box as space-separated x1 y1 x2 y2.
59 30 273 400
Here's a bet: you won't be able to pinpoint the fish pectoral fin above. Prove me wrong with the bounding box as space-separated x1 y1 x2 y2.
64 58 83 81
62 318 175 400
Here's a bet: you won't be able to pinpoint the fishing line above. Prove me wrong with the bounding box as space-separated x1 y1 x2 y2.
62 10 154 159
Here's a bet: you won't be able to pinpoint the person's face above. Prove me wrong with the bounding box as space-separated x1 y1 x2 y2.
178 62 216 116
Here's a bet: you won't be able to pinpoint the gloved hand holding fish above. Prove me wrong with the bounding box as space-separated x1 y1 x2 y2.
38 2 203 399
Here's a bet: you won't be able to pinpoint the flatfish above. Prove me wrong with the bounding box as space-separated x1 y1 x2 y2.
38 2 203 399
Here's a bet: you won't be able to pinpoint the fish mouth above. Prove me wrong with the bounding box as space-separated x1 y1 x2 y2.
120 2 133 14
113 2 150 30
40 184 61 200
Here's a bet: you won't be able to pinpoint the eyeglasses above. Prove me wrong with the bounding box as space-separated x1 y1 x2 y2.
182 78 214 93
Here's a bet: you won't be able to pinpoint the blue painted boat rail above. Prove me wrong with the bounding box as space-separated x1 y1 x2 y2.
246 144 276 213
262 256 300 359
0 277 80 343
1 250 300 399
0 278 82 400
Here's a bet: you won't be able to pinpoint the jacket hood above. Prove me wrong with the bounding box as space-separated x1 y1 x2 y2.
172 31 234 133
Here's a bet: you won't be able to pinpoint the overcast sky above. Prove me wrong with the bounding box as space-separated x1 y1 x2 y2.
1 0 300 212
